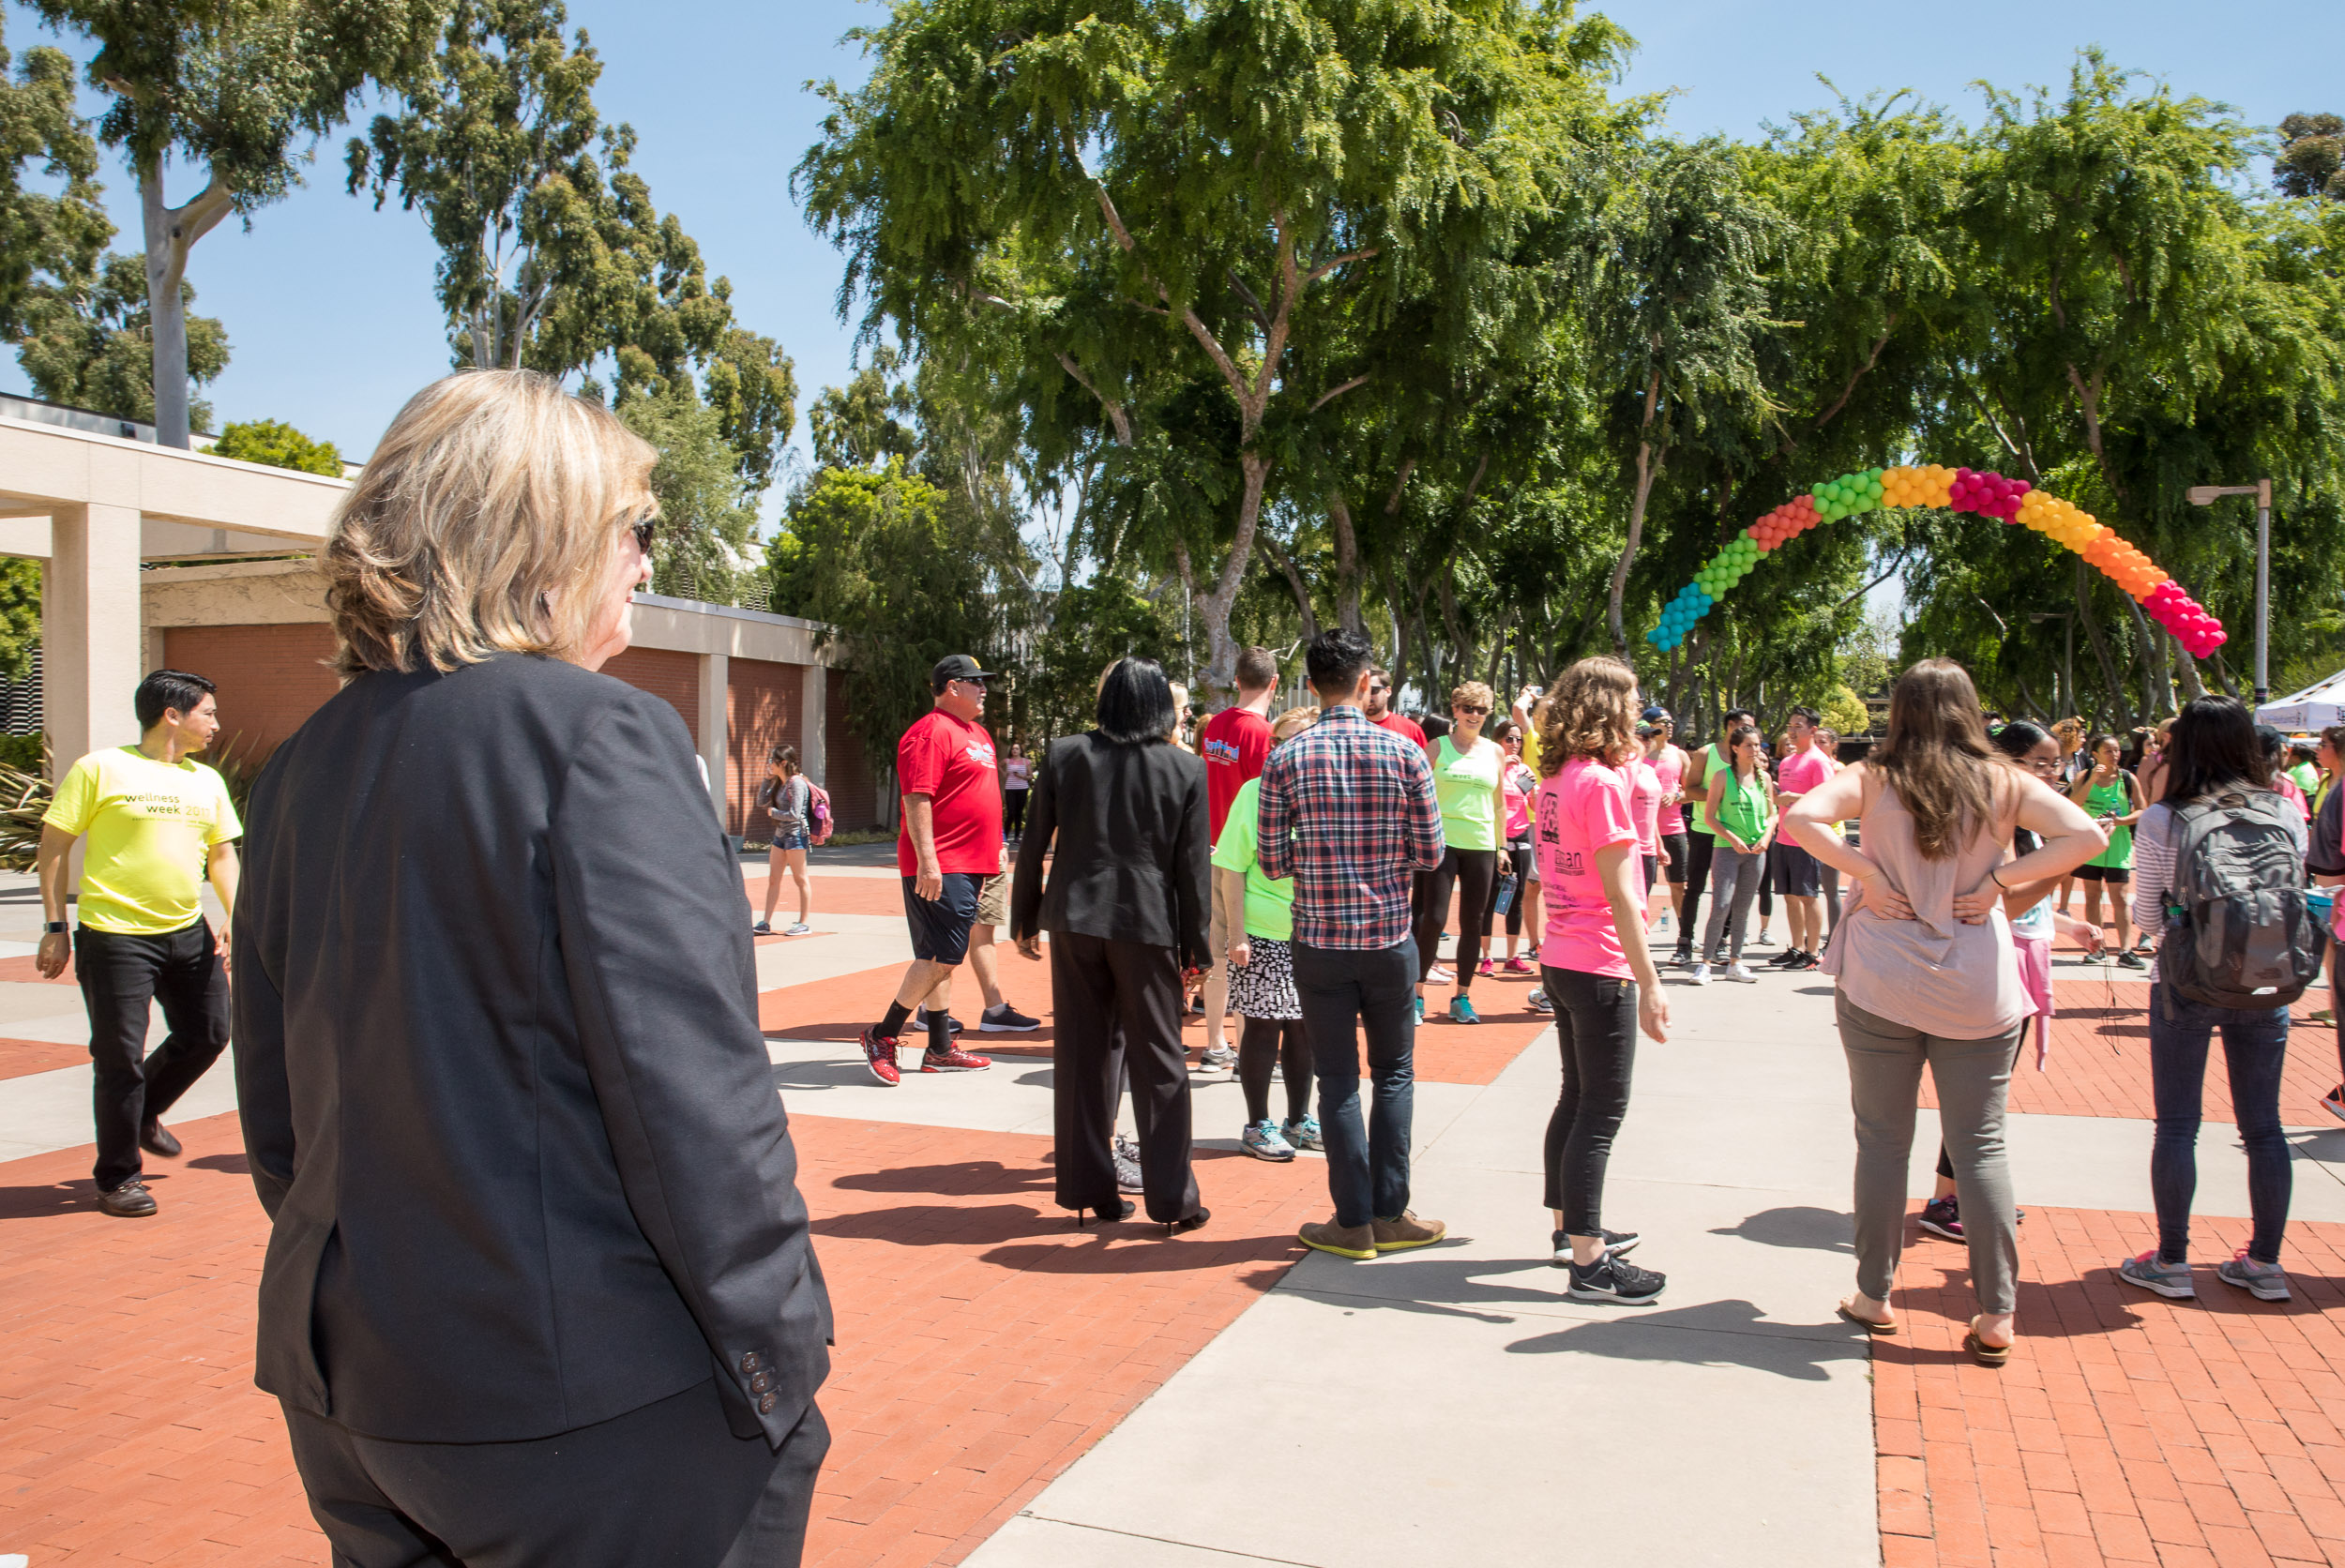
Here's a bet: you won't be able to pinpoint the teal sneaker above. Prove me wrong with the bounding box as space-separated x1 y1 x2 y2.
1414 996 1425 1025
1241 1119 1296 1162
1282 1115 1324 1152
1450 994 1480 1024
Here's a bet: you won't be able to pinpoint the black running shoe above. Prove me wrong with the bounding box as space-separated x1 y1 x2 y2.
2115 950 2146 971
1789 952 1822 972
1766 948 1804 968
1550 1227 1642 1264
1566 1253 1666 1304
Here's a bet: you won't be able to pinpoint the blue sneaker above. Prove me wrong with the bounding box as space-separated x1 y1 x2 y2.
1414 996 1425 1025
1282 1116 1323 1153
1450 994 1480 1024
2118 1250 2195 1299
2216 1250 2291 1303
1241 1119 1296 1162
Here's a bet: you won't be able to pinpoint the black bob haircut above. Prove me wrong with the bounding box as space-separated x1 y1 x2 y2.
2161 697 2266 805
134 669 217 732
1306 627 1374 701
1096 656 1178 746
1989 718 2052 760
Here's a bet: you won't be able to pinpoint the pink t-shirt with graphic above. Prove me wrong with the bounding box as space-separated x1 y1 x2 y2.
1777 744 1833 799
1652 745 1687 835
1537 756 1642 979
1628 759 1662 856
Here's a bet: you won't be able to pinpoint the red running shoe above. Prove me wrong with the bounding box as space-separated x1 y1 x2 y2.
920 1044 994 1073
860 1027 902 1086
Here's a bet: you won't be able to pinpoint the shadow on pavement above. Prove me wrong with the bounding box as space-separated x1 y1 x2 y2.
1709 1204 1854 1253
831 1159 1051 1198
1503 1299 1866 1380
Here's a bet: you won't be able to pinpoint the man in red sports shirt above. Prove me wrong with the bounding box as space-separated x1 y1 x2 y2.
1364 668 1427 748
1198 646 1280 1072
859 655 1001 1083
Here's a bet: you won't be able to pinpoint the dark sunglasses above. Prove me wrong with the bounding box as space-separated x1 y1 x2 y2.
1457 704 1490 716
628 515 658 552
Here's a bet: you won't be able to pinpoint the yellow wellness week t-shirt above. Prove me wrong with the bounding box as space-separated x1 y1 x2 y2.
44 746 242 935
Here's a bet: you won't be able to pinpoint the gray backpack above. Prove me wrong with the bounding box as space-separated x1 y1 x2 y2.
2157 791 2327 1009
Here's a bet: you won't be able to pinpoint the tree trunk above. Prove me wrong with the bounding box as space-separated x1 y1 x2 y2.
1193 452 1270 701
2076 559 2137 731
1435 558 1473 697
2167 629 2206 701
2124 593 2166 720
1327 490 1365 633
1257 531 1320 642
1607 366 1664 661
139 156 233 450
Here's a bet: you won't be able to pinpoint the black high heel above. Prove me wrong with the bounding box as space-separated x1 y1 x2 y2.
1076 1200 1135 1229
1163 1208 1210 1236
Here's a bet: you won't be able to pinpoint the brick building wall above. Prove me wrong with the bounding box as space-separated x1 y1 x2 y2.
725 659 802 838
599 646 699 744
163 624 340 761
825 674 880 831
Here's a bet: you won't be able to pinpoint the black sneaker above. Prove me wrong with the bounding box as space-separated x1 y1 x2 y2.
1766 948 1804 968
1918 1196 1962 1241
2115 950 2146 971
1789 952 1822 972
1566 1253 1666 1304
979 1002 1040 1033
1551 1227 1642 1264
912 1005 964 1036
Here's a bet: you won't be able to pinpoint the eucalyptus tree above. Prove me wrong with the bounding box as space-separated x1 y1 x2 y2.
15 250 227 424
34 0 443 446
797 0 1624 695
0 20 108 341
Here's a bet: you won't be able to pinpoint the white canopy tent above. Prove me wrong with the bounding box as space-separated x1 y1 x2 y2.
2257 668 2345 731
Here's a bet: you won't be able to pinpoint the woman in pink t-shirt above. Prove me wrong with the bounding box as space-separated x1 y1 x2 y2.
1535 657 1671 1306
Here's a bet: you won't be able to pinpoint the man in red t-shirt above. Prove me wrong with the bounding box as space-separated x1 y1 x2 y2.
860 655 1005 1083
1198 646 1279 1071
1365 668 1427 748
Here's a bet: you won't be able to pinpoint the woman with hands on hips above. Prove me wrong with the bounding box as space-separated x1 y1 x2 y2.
1784 660 2104 1367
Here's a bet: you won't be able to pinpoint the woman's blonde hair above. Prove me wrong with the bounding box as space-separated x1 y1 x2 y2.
324 370 658 676
1536 656 1639 775
1271 705 1320 745
1873 658 2003 860
1450 680 1494 714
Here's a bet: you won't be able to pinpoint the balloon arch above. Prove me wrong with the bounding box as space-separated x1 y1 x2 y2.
1646 465 2227 659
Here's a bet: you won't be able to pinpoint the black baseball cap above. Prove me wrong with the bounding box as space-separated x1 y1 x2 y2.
931 654 995 691
1640 705 1672 724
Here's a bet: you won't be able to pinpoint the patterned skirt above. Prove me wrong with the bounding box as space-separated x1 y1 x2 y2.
1227 933 1301 1020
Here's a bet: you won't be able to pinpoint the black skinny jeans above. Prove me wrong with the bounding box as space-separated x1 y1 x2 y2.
1481 839 1533 940
1238 1015 1313 1126
78 917 230 1191
1004 790 1027 835
1541 965 1641 1233
1416 847 1497 988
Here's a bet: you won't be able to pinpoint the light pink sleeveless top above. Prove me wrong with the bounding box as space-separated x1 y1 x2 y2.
1827 776 2025 1040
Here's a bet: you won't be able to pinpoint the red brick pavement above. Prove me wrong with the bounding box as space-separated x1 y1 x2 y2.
1876 1205 2345 1568
0 1108 1332 1568
1 1037 93 1082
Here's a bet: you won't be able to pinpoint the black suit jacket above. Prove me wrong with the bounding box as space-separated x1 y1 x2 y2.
234 653 830 1447
1009 733 1209 967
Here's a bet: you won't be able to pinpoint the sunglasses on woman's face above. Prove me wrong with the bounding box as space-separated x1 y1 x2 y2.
1457 704 1490 716
628 515 657 552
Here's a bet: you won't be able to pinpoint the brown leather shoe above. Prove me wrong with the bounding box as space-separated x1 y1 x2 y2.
1372 1211 1447 1252
1297 1218 1377 1259
98 1178 158 1217
140 1119 182 1157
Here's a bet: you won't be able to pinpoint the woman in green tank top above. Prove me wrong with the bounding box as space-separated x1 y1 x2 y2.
2067 732 2146 966
1415 681 1507 1023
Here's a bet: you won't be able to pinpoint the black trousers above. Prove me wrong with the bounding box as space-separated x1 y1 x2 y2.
1238 1015 1312 1126
1050 930 1199 1221
1673 836 1717 958
1415 847 1497 988
1004 791 1028 835
77 917 231 1191
284 1380 828 1568
1542 965 1640 1232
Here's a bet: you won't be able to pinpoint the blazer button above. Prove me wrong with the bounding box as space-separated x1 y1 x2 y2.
750 1371 774 1394
758 1393 777 1414
740 1351 761 1374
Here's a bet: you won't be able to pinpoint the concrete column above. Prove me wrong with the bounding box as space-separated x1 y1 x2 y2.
695 651 729 822
45 504 144 780
800 662 826 782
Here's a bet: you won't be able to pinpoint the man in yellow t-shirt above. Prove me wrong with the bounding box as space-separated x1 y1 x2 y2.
38 670 241 1217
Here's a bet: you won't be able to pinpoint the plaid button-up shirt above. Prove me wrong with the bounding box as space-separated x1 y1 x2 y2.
1257 702 1445 949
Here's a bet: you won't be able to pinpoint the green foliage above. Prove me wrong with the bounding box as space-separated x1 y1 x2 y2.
0 557 39 684
617 382 758 604
1023 575 1188 743
0 18 107 341
2275 113 2344 203
210 417 340 475
14 250 226 426
1817 686 1870 737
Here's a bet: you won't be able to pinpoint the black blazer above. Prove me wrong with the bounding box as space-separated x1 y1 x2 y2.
234 653 830 1447
1009 733 1209 966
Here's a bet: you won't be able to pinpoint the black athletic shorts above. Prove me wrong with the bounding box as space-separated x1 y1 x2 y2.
1642 852 1659 892
1772 842 1823 898
2075 863 2131 884
1660 831 1687 884
902 872 983 963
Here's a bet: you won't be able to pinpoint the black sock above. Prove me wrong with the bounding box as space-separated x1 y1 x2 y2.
879 1001 912 1040
928 1008 953 1056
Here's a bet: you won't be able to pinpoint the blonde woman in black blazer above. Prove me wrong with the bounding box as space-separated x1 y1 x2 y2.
1010 656 1212 1230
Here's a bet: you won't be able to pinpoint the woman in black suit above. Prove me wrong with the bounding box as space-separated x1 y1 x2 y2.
1010 656 1213 1231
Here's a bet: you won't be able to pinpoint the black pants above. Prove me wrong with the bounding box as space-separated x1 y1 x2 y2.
78 917 231 1191
1050 930 1199 1221
1294 940 1418 1229
1674 835 1717 958
1238 1015 1312 1125
1541 966 1640 1232
1481 840 1533 939
285 1380 828 1568
1415 847 1497 988
1005 791 1027 835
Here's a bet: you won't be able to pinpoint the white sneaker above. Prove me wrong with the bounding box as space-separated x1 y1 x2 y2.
1428 964 1455 984
1689 962 1712 986
1724 962 1758 983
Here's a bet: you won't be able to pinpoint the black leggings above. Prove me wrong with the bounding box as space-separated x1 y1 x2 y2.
1541 965 1640 1232
1675 834 1716 957
1005 791 1027 834
1239 1015 1313 1125
1416 847 1498 988
1481 840 1533 939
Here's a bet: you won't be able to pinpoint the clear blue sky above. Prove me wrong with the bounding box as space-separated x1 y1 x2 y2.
2 0 2335 507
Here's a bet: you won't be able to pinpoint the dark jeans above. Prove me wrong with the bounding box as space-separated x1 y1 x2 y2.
1294 939 1418 1229
78 917 230 1191
2149 983 2292 1265
286 1380 828 1568
1674 835 1717 957
1416 848 1497 988
1541 966 1639 1231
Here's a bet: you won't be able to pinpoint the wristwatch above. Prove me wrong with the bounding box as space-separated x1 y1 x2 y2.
43 921 65 934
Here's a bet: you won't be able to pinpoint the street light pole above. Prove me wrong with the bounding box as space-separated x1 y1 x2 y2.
2186 479 2275 708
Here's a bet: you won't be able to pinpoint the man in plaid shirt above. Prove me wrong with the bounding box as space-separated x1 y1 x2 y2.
1258 628 1447 1260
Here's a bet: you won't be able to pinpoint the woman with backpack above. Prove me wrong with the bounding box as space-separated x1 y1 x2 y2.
2116 696 2314 1305
755 745 817 937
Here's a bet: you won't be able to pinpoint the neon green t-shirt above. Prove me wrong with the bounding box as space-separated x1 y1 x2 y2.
45 746 241 935
1210 776 1295 942
1432 735 1501 851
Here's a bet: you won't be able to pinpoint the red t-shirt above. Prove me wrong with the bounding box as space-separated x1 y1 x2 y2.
1373 711 1428 747
895 709 1004 876
1202 706 1274 840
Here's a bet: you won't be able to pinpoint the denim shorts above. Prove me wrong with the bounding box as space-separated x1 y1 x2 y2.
772 830 810 852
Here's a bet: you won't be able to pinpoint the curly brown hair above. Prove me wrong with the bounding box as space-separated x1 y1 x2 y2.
1536 656 1639 776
